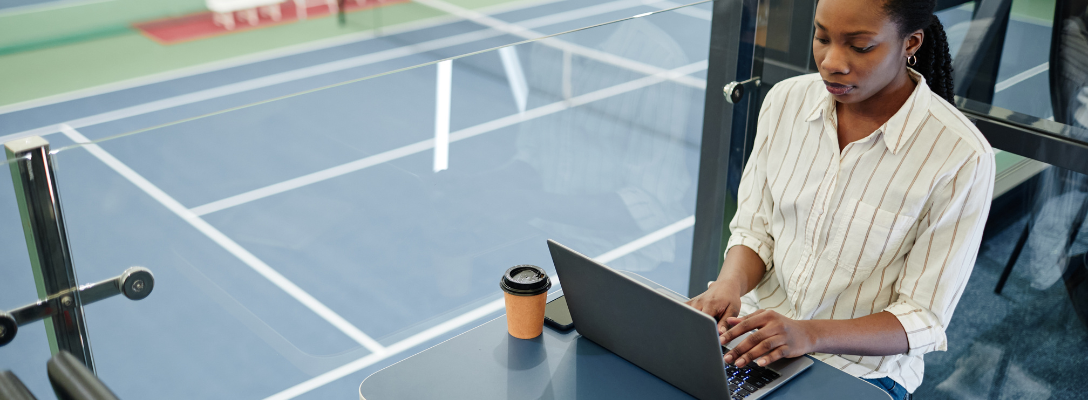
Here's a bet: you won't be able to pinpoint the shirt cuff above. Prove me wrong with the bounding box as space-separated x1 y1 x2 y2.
884 301 947 357
725 234 774 269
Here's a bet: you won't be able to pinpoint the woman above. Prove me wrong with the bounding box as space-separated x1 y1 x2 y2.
686 0 995 398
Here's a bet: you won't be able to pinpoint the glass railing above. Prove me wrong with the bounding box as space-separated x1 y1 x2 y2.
936 0 1088 204
1 1 712 398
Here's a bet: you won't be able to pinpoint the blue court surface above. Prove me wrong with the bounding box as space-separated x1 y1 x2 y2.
0 1 1056 399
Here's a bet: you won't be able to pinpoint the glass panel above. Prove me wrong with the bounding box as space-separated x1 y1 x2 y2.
0 155 55 397
28 3 710 399
941 0 1088 145
924 0 1088 191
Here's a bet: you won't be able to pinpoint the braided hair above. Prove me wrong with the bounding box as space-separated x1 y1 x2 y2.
883 0 955 103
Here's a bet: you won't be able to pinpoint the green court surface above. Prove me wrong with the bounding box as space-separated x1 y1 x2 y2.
0 0 523 107
1011 0 1055 23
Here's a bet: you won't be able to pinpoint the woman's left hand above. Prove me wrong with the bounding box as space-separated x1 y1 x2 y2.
720 309 817 368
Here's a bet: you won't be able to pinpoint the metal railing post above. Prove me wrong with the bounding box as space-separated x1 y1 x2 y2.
4 136 95 372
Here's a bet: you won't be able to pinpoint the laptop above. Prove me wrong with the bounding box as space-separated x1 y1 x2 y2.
547 239 813 400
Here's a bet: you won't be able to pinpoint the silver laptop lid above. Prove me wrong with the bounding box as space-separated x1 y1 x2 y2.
547 239 732 400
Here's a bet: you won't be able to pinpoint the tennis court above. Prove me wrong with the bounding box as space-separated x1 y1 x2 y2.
1 1 712 398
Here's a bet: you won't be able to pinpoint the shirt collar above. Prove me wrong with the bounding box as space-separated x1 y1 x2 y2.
803 68 933 155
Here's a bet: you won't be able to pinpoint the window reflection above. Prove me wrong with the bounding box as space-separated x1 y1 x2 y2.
902 1 1088 398
919 167 1088 398
517 18 696 272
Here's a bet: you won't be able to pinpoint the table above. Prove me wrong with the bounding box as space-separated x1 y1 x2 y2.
358 307 892 399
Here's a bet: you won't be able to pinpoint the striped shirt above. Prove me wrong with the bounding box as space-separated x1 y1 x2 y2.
727 69 995 392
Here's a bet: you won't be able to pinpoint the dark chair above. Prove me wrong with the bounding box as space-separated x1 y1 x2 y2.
47 351 120 400
0 351 123 400
0 371 38 400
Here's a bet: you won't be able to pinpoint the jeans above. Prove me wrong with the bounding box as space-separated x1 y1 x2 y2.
862 377 910 400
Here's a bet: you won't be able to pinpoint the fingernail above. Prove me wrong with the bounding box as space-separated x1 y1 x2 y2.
756 358 766 367
723 355 733 363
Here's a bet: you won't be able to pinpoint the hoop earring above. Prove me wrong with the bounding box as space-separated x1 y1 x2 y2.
907 55 917 66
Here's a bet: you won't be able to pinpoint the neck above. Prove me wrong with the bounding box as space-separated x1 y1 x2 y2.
841 68 916 120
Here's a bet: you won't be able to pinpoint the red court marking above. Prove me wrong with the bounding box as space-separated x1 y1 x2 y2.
134 0 409 45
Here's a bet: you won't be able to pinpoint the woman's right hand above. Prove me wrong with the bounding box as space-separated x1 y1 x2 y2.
685 280 745 335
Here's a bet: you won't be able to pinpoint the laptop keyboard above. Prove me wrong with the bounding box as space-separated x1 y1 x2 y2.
724 363 781 399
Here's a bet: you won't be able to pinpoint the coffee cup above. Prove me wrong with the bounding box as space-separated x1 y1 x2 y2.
500 265 552 339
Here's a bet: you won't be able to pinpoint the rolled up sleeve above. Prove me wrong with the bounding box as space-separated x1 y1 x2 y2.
885 153 995 357
724 94 778 269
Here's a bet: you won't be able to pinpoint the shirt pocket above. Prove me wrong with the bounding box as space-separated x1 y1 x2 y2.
825 199 917 275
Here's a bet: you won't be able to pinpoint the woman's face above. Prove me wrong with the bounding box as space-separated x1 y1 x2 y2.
812 0 918 104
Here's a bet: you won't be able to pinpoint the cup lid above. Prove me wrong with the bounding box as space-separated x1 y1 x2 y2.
500 265 551 296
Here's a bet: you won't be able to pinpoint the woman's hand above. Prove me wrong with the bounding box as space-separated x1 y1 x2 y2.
685 280 746 335
720 310 817 368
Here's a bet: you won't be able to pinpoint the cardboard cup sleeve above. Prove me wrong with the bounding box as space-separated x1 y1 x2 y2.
504 292 547 339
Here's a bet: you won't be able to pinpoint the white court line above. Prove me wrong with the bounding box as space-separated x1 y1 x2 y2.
0 0 112 17
189 60 707 216
498 46 529 113
1 28 499 143
416 0 708 89
57 124 388 356
0 0 566 116
509 0 650 29
0 0 664 144
264 214 696 400
268 302 509 400
433 60 452 172
562 50 573 100
994 62 1048 93
595 215 694 263
642 0 710 20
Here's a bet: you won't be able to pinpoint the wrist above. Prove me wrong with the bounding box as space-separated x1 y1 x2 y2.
717 267 751 294
709 276 747 297
799 319 824 354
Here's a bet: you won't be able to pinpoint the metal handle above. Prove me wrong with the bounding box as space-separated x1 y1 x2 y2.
6 136 95 369
723 77 761 104
0 267 154 347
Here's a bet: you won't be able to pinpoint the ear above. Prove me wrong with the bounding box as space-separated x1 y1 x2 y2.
904 29 924 58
